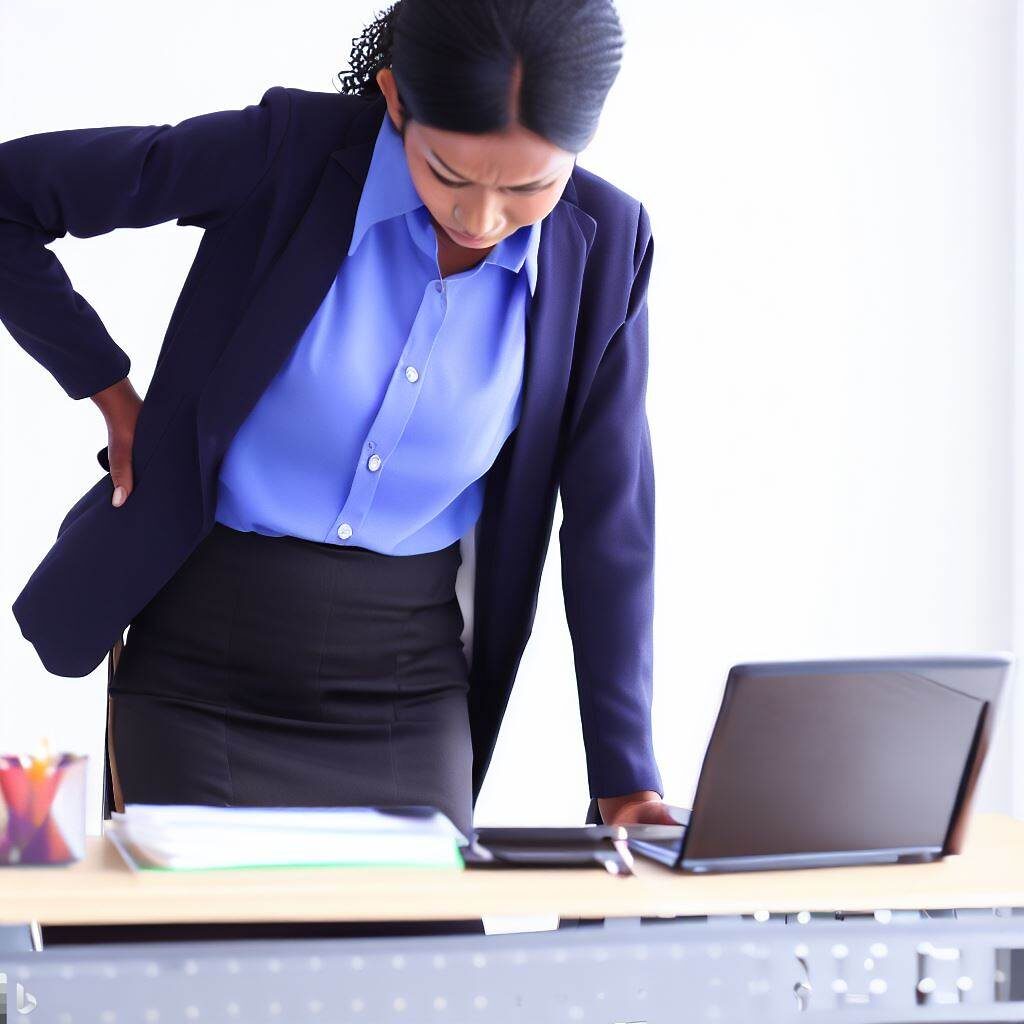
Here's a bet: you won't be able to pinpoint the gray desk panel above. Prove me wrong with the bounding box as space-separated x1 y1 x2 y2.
3 908 1024 1023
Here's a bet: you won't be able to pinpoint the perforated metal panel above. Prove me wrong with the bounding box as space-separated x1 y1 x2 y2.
3 908 1024 1022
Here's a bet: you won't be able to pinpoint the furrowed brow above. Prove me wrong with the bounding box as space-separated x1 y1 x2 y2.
428 149 555 189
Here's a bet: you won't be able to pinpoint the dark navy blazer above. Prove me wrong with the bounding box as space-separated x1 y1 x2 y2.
0 86 662 821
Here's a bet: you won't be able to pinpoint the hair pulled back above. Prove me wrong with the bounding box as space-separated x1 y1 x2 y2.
335 0 625 153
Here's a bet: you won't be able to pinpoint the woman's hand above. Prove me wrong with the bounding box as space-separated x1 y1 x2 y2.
597 790 679 826
90 377 143 507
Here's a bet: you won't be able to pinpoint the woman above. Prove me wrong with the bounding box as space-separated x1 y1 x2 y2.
1 0 673 839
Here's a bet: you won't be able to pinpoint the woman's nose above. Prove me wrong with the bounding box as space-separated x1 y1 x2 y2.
454 199 500 239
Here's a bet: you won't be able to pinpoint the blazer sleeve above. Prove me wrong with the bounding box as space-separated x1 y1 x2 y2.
558 200 664 804
0 84 292 400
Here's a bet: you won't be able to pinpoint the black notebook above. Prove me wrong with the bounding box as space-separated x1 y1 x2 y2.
466 825 635 874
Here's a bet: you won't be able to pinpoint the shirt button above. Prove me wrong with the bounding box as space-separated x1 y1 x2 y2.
337 523 353 540
367 454 382 472
434 280 444 292
405 366 419 383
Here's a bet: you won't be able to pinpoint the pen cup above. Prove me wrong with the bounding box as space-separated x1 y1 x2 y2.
0 751 88 865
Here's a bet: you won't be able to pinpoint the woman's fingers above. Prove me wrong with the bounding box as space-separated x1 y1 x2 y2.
95 378 143 508
109 439 135 507
631 802 679 825
608 799 679 826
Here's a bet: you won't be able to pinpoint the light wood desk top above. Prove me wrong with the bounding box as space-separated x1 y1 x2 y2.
1 814 1022 926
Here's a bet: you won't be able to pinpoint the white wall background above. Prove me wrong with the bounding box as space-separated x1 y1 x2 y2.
0 0 1019 835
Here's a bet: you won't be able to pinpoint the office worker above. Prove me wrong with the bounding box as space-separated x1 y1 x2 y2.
0 0 672 839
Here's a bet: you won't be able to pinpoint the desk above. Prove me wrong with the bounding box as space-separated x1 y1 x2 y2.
5 813 1024 925
1 813 1023 1022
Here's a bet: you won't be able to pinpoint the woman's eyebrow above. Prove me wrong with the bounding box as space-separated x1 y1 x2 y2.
427 148 555 188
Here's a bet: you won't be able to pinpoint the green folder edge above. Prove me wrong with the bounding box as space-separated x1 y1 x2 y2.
132 846 465 873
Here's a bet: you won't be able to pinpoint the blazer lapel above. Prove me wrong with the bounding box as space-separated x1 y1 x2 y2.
194 133 373 521
194 95 597 531
514 182 595 486
466 186 595 794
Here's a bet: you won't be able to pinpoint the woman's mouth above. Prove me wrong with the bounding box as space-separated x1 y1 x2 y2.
447 225 492 245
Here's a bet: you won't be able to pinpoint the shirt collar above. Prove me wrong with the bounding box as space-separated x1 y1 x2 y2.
348 111 541 296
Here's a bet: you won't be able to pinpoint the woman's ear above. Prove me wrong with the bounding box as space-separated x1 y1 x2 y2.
374 68 406 134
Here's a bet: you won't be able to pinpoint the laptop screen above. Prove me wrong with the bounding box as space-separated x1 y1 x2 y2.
680 666 986 862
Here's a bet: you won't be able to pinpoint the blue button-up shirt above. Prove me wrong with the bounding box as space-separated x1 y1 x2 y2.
214 111 543 554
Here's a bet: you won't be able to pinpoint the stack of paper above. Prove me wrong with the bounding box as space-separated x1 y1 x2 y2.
106 804 467 872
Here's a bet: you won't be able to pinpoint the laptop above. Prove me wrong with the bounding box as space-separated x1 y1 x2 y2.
626 653 1014 873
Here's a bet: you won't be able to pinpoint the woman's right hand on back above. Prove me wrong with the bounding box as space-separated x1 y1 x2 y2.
90 377 144 508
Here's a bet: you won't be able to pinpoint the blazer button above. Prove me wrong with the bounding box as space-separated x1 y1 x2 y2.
367 454 382 472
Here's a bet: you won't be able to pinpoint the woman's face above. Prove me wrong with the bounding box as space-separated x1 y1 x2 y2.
374 68 577 254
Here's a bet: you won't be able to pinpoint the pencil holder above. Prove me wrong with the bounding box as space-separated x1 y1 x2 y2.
0 751 88 865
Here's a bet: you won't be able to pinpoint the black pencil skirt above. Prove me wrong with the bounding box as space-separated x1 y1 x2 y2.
107 521 475 839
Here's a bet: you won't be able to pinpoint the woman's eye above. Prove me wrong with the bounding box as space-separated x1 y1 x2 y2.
429 165 545 194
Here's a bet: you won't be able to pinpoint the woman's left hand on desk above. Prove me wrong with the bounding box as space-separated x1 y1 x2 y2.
598 791 678 826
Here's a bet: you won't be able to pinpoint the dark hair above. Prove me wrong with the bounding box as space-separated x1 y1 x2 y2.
334 0 625 153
